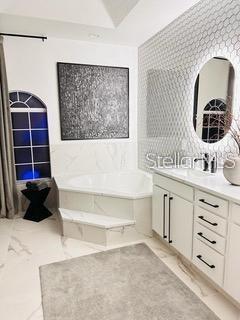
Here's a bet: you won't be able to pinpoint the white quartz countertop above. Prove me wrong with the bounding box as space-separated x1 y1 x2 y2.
154 167 240 204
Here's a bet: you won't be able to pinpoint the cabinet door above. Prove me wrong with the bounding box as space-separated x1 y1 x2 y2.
152 185 169 239
169 194 193 259
224 223 240 302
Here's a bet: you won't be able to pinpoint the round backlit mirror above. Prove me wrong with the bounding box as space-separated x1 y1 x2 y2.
193 57 234 143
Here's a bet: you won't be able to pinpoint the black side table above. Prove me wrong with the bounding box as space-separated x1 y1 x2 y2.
21 187 52 222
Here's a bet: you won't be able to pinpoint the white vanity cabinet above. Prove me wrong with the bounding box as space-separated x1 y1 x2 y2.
193 190 228 286
152 185 169 238
224 203 240 302
152 174 194 260
153 170 240 305
170 194 193 259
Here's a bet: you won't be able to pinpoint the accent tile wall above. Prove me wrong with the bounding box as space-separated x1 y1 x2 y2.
138 0 240 170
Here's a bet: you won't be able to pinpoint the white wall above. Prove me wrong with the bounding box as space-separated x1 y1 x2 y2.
4 37 138 177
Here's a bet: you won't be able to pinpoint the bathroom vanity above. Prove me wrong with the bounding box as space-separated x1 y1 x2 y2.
153 168 240 304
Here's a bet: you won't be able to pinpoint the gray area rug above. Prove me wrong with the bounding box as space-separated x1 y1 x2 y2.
40 243 219 320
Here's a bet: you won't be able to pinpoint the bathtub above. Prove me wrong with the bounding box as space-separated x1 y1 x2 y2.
55 171 153 241
55 170 152 199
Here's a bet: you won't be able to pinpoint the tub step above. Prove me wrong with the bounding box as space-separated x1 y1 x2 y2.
59 208 135 228
59 208 145 246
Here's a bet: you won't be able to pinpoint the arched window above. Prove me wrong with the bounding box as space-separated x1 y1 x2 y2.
202 99 227 143
9 91 51 181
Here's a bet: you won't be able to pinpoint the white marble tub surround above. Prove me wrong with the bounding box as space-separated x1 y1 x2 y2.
154 167 240 204
56 171 153 243
50 141 137 177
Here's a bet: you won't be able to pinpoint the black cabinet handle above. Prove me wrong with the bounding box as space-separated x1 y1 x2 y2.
163 194 168 239
198 215 218 226
199 199 219 208
196 255 215 269
168 197 173 243
197 232 216 244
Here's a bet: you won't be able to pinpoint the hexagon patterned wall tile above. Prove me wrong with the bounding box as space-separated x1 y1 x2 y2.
138 0 240 170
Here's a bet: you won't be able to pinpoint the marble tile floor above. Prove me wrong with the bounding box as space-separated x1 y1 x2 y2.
0 214 239 320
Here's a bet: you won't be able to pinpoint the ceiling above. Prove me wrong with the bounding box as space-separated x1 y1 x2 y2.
0 0 200 46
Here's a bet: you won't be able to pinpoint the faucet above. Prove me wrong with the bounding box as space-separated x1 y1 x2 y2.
194 153 217 173
194 153 209 171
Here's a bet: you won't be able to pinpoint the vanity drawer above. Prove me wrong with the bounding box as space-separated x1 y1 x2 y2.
195 206 227 237
231 203 240 226
193 238 224 286
196 190 228 218
194 222 226 255
153 174 193 202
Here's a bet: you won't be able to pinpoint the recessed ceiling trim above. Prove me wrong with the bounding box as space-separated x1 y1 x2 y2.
0 0 201 46
102 0 140 27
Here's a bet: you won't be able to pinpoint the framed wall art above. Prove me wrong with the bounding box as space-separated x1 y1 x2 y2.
57 62 129 140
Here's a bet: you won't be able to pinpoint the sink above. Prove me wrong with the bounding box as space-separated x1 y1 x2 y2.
168 168 214 178
186 169 213 178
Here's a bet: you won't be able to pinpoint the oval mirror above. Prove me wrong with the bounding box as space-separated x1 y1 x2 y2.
193 57 234 143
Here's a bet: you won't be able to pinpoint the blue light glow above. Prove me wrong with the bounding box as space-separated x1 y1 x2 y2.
22 170 34 180
33 169 40 179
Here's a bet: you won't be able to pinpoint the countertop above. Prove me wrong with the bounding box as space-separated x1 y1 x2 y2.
154 167 240 205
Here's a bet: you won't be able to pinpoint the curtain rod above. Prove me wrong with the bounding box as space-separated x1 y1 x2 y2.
0 33 47 41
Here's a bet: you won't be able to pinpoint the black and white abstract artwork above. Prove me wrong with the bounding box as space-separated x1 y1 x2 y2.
57 62 129 140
